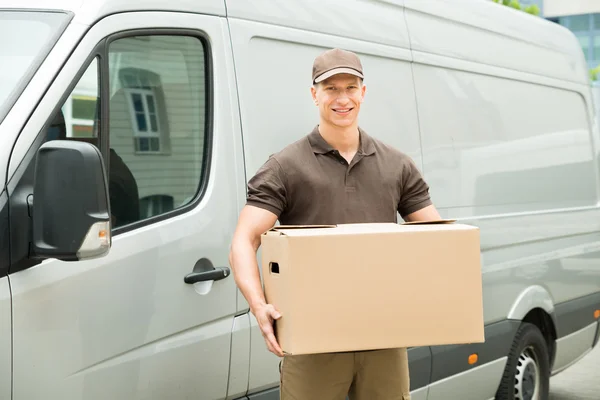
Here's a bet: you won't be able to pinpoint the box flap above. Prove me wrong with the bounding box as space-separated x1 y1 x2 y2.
263 225 337 236
402 219 456 225
263 220 467 237
273 225 337 230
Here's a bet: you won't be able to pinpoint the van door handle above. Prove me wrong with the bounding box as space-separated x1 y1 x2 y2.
184 267 230 284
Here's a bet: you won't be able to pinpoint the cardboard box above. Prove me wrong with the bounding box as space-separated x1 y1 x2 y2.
260 221 484 355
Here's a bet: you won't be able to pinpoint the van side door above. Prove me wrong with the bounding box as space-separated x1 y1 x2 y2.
7 11 248 400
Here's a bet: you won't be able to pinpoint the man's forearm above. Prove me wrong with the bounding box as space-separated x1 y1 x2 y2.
229 238 267 313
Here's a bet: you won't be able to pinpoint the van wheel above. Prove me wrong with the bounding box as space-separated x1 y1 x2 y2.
495 322 550 400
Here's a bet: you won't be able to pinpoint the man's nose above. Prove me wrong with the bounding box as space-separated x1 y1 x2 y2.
336 92 350 103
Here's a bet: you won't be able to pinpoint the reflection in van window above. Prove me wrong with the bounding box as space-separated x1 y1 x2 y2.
46 58 140 229
108 35 208 227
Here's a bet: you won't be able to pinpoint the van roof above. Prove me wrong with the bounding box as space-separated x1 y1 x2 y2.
1 0 227 21
2 0 590 86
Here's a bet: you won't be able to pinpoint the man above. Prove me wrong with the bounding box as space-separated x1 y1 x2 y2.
229 48 441 399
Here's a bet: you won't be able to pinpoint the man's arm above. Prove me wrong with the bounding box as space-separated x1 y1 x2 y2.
404 204 442 222
229 204 283 357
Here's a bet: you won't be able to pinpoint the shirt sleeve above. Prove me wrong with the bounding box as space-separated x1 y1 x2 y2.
246 156 288 217
398 157 433 218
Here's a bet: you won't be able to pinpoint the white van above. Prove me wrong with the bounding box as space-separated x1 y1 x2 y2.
1 0 599 399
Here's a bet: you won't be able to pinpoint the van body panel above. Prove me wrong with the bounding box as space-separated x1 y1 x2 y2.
429 320 519 384
246 315 280 396
0 277 11 400
9 11 243 400
426 357 507 400
467 216 600 326
246 388 279 400
406 346 432 390
2 0 227 21
554 292 600 338
412 62 596 212
404 0 588 85
407 387 428 400
225 0 409 50
507 285 555 321
552 322 597 373
227 314 251 399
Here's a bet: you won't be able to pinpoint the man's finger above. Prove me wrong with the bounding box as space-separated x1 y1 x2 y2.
269 308 282 320
265 340 274 354
266 333 283 356
264 337 281 356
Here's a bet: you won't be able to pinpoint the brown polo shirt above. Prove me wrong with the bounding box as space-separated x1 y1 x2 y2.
246 126 432 225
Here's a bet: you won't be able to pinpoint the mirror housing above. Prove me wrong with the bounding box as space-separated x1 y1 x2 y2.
32 140 111 261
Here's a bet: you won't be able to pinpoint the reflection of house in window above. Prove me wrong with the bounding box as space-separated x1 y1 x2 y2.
71 95 97 137
119 68 169 153
140 194 174 219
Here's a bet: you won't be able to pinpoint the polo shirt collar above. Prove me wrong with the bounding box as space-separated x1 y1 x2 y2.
308 125 376 156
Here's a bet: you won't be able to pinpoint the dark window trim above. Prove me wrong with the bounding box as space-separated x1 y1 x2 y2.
105 29 214 236
0 190 9 279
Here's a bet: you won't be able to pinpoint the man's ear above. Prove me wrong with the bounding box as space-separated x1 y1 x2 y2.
311 85 318 105
360 83 366 103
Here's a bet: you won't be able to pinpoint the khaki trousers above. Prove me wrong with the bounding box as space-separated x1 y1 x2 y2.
279 347 410 400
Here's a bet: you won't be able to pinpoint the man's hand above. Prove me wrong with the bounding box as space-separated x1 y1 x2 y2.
229 205 282 355
253 303 284 357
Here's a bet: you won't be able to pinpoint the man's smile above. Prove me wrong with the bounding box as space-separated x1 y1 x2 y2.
332 107 353 115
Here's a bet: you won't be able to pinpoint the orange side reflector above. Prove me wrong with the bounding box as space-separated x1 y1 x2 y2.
468 354 478 365
594 310 600 319
99 230 107 238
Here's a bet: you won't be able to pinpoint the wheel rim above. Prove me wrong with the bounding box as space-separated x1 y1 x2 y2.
514 346 541 400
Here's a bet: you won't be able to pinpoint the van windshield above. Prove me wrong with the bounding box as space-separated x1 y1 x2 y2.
0 11 69 125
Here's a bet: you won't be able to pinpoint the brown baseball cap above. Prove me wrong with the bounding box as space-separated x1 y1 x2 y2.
312 48 364 84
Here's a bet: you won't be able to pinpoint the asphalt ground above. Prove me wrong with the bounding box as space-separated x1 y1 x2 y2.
549 343 600 400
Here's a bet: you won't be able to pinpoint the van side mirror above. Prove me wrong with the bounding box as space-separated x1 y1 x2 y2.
32 140 111 261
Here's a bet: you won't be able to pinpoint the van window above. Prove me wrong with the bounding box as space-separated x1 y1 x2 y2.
45 35 209 230
107 35 209 228
62 58 99 140
46 58 99 144
0 11 68 123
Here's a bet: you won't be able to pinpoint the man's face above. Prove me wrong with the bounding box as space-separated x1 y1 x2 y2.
311 74 366 129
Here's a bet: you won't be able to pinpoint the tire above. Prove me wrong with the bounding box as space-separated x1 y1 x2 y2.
495 322 551 400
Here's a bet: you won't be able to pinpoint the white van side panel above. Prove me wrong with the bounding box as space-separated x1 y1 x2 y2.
404 0 588 85
5 0 227 22
413 63 596 213
0 277 11 400
226 0 409 49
